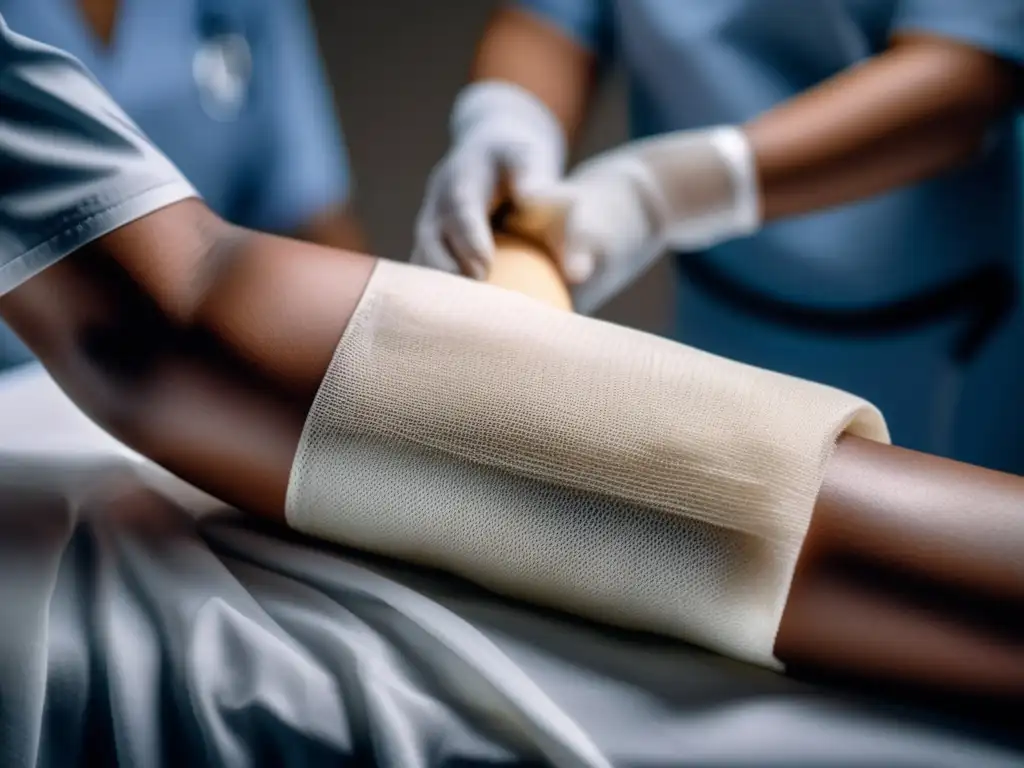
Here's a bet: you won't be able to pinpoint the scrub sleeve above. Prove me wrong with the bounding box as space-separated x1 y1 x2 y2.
0 15 196 297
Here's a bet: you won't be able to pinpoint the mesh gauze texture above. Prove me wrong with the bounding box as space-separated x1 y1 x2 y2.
286 261 889 668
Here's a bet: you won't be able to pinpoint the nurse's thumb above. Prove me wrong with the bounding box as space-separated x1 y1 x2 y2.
506 152 558 201
553 198 599 285
560 247 595 285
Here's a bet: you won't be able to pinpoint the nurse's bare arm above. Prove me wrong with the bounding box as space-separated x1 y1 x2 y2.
472 5 598 142
256 0 369 254
746 34 1021 220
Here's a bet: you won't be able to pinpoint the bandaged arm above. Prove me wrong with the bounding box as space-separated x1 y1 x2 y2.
3 212 1023 695
0 19 1020 692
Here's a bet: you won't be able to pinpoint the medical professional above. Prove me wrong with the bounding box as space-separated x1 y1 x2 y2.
413 1 1024 475
4 10 1024 714
5 12 1024 714
0 0 364 370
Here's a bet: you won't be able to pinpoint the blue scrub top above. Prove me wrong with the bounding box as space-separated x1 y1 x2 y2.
517 0 1023 305
518 0 1024 472
0 0 352 234
0 0 354 373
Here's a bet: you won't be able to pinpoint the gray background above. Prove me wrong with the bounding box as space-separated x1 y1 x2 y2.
308 0 674 333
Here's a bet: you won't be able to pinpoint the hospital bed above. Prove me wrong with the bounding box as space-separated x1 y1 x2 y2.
0 362 1020 767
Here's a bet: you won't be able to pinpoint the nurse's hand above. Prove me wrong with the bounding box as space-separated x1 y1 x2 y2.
524 126 762 314
412 81 566 279
522 154 666 315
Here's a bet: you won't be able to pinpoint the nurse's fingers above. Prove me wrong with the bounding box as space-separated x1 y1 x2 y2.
442 211 493 281
438 158 500 279
561 246 596 285
411 212 464 273
412 166 463 273
503 144 557 202
516 182 596 285
409 232 460 274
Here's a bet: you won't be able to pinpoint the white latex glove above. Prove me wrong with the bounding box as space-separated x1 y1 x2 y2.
412 81 566 278
522 126 762 314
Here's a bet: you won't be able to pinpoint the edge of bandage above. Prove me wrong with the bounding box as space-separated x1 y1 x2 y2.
768 403 890 670
284 260 386 527
286 260 544 524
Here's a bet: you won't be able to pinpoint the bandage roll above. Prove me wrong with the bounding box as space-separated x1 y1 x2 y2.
286 261 888 668
486 233 573 311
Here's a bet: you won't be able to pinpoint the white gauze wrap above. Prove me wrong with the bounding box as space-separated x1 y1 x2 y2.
286 261 890 669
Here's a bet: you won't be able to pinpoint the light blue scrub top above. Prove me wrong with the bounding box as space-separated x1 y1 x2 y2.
518 0 1024 473
0 15 195 291
0 0 353 368
0 0 351 231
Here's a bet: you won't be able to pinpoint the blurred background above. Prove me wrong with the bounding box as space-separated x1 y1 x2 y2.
307 0 673 334
0 0 1020 473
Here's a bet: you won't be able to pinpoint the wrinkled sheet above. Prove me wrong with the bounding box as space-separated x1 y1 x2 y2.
0 364 1020 768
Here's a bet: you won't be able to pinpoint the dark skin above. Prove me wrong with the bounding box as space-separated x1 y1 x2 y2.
75 0 368 252
782 437 1024 699
1 200 369 520
470 11 1024 696
1 199 1022 700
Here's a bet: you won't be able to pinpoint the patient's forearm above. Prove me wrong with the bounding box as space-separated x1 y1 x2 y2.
778 435 1024 696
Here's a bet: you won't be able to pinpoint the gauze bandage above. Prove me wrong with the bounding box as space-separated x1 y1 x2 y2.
286 261 889 668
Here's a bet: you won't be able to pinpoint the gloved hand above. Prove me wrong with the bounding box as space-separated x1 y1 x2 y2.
521 126 763 314
412 81 566 279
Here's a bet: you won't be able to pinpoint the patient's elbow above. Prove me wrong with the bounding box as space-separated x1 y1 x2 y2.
37 319 172 456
